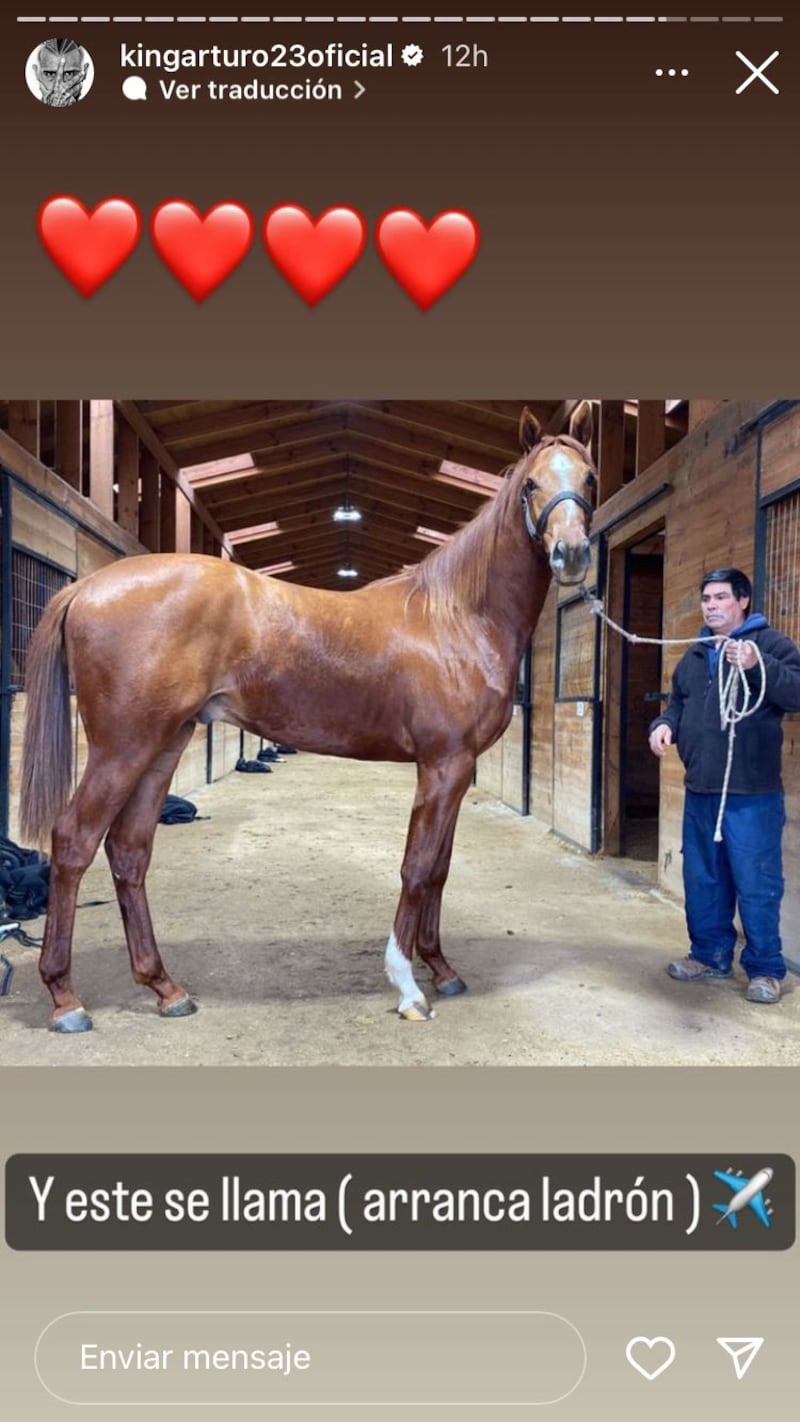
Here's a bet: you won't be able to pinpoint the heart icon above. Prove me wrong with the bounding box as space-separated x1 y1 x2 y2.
151 200 255 301
625 1336 676 1381
375 208 480 310
263 204 367 305
37 195 142 297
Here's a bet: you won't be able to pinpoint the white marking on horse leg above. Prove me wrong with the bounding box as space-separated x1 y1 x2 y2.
384 931 428 1015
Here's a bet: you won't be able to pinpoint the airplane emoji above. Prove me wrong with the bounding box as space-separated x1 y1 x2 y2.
713 1166 774 1229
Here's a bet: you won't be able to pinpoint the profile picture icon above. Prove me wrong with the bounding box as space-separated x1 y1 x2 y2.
26 37 94 107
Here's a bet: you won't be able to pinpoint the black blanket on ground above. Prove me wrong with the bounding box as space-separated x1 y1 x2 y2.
235 757 272 774
0 836 50 922
159 794 202 824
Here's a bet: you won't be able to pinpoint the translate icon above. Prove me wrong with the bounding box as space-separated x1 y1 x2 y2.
717 1337 764 1381
122 75 147 102
712 1166 774 1229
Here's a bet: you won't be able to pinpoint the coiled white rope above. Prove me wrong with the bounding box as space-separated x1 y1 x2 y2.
580 588 767 842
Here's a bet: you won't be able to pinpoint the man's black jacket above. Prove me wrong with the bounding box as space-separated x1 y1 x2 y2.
649 623 800 794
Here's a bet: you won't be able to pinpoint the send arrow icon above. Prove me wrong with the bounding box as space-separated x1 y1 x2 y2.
717 1338 764 1380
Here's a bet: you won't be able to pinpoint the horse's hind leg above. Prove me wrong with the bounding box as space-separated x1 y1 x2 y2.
104 725 196 1020
386 752 474 1022
40 750 165 1033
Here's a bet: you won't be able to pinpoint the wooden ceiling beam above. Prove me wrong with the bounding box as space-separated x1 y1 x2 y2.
229 504 420 547
204 466 347 519
347 407 516 466
154 400 342 449
447 399 560 428
239 522 420 565
197 428 467 492
289 555 398 586
208 480 351 526
171 412 349 467
207 462 477 528
347 464 479 516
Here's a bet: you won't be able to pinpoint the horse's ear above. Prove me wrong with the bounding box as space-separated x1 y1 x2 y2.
569 400 594 452
519 407 543 454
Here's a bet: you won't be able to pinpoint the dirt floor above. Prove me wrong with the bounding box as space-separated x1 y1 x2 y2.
1 753 798 1066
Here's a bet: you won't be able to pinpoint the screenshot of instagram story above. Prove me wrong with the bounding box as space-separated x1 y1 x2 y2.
0 9 798 1420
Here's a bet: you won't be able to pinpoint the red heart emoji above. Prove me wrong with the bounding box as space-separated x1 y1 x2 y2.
37 195 142 298
375 209 480 310
151 200 255 301
263 204 367 306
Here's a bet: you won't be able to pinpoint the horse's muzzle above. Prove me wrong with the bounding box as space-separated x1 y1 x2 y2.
550 537 591 585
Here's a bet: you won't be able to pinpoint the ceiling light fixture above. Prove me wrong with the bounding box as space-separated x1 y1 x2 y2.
333 470 362 523
333 502 362 523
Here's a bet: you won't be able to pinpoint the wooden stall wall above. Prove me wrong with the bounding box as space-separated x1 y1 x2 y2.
475 738 503 801
550 580 598 851
172 726 210 799
475 711 526 814
11 486 76 573
530 584 557 824
623 556 663 816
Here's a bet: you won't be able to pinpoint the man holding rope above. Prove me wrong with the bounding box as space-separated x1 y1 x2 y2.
648 568 800 1004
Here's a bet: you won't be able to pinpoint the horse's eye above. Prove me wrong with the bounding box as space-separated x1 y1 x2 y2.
585 472 597 490
524 478 538 494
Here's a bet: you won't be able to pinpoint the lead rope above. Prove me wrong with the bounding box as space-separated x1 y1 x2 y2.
580 587 767 842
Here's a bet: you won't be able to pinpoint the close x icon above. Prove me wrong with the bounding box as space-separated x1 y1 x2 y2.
735 49 780 96
36 198 481 308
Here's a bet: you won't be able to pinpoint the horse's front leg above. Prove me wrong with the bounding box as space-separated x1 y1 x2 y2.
415 817 469 998
386 753 475 1021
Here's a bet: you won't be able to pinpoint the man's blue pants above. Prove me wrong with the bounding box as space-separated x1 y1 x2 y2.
683 789 786 980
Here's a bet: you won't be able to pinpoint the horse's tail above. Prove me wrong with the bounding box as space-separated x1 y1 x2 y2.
20 581 83 847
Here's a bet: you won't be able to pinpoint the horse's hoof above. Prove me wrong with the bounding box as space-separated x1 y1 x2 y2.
159 994 197 1019
50 1007 93 1033
399 999 436 1022
435 976 468 997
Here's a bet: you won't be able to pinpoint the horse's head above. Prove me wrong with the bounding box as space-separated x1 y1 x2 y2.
517 401 595 585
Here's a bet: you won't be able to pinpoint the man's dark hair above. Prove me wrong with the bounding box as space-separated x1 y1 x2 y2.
41 37 82 56
700 567 752 605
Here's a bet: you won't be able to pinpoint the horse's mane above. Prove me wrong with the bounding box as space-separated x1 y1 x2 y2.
394 454 527 623
369 433 591 623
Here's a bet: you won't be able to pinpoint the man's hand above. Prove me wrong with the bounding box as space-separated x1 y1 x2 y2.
724 638 758 671
649 724 673 758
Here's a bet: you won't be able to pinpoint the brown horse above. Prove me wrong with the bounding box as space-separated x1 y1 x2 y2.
21 402 595 1033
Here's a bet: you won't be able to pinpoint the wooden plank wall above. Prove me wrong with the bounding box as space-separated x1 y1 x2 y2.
476 737 503 800
623 558 663 813
530 584 557 823
759 413 800 498
77 531 118 579
552 704 594 848
501 706 525 814
11 487 77 573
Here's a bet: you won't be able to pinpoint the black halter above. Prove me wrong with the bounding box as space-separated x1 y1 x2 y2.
520 485 594 544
